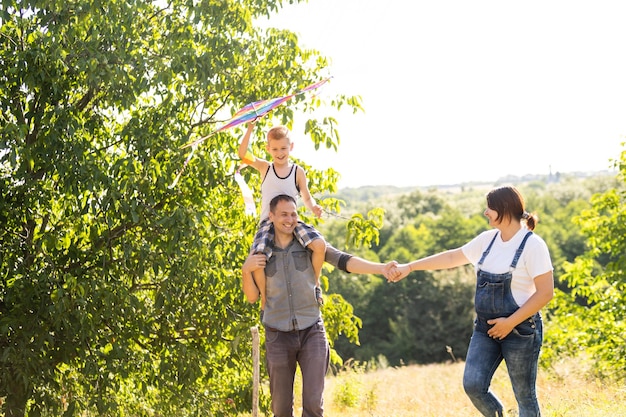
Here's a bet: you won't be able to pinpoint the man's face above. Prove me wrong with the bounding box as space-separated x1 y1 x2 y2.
269 199 299 236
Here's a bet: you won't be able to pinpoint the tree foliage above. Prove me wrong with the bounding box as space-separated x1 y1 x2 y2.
0 0 367 415
322 202 480 366
547 146 626 380
323 169 625 373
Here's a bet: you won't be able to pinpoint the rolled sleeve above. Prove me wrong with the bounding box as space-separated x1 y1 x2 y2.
324 244 352 273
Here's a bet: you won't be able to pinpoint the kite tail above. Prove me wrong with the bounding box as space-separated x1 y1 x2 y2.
234 171 256 216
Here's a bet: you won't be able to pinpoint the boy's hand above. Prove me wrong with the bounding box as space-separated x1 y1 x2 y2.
312 204 323 218
242 254 266 274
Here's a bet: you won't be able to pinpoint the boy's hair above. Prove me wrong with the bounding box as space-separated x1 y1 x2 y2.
270 194 297 212
267 126 290 143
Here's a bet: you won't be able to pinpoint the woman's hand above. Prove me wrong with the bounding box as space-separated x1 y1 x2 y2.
487 317 515 340
387 263 412 282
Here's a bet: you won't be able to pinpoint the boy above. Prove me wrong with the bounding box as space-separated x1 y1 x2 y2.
238 121 326 309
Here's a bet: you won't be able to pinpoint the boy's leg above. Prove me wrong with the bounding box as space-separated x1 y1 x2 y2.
292 221 326 305
308 238 326 305
250 220 274 311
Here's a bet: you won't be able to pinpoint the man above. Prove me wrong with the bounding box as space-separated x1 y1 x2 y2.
242 194 397 417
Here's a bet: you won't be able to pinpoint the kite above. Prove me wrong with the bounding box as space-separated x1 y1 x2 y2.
234 171 256 216
233 149 257 215
182 77 331 150
169 77 331 188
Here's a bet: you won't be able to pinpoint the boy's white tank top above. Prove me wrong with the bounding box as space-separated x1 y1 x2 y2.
260 163 300 221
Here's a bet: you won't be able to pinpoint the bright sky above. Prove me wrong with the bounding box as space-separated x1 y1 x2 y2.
264 0 626 188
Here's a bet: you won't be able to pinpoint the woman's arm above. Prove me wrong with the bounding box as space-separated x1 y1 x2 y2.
391 248 470 281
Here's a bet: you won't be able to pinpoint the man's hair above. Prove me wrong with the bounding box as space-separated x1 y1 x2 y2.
269 194 296 212
267 125 290 143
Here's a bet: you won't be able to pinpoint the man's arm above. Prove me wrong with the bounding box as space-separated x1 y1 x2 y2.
345 257 396 276
241 246 399 303
390 248 469 282
324 244 399 280
241 253 266 304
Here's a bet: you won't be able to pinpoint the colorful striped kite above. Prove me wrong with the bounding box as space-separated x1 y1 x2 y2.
169 77 331 188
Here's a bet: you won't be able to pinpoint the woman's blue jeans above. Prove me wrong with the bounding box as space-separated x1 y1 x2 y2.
463 315 543 417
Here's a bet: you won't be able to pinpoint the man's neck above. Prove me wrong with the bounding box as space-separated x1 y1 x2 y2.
274 233 294 250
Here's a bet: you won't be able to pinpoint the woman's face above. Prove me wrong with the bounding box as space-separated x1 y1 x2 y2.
484 206 500 226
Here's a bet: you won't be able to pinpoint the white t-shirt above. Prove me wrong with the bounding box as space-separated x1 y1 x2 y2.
461 227 553 306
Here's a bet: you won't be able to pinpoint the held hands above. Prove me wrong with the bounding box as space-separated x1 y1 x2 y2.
386 263 412 283
382 261 400 281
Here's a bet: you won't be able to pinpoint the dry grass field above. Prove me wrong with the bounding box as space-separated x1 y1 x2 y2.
325 362 626 417
240 358 626 416
323 360 626 417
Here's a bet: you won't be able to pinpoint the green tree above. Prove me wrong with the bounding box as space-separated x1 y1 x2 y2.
0 1 367 415
547 146 626 380
321 247 385 364
385 269 475 364
338 205 481 366
396 188 448 223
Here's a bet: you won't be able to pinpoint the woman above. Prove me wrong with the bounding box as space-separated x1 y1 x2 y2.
391 186 554 417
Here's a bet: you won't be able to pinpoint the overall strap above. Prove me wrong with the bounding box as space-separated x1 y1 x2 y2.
510 231 534 269
477 232 499 267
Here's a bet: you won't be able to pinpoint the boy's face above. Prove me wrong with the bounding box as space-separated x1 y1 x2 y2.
266 137 293 164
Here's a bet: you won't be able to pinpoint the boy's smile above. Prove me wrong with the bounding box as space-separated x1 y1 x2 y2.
266 137 294 165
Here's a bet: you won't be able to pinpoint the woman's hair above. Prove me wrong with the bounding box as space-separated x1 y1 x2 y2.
486 186 538 230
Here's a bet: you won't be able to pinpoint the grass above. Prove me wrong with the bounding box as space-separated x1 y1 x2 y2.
239 357 626 416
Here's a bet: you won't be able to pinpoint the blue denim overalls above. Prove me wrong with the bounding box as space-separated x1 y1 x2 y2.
474 231 537 335
463 231 543 417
